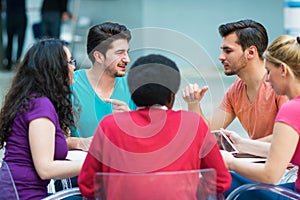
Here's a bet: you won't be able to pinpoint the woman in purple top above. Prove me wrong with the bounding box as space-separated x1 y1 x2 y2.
0 38 82 199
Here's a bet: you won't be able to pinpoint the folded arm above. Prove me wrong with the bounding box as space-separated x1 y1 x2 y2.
29 118 83 180
67 136 92 151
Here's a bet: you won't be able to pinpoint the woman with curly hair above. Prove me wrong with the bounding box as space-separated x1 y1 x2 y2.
0 38 82 199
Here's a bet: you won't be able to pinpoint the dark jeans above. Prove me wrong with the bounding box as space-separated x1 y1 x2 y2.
5 14 27 69
54 176 82 199
40 11 61 39
225 171 297 200
55 176 79 191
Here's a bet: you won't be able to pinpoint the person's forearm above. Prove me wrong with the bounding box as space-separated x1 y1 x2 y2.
187 102 210 126
66 137 82 150
256 134 273 142
67 136 91 151
38 160 82 180
237 138 271 157
229 158 280 184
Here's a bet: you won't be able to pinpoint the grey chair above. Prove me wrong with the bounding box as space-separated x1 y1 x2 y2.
0 160 81 200
0 160 20 200
226 183 300 200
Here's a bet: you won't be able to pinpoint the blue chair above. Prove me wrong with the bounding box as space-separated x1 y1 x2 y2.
226 183 300 200
0 160 20 200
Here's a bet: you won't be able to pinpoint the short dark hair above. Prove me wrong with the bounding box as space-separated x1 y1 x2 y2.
128 54 180 107
218 19 268 59
86 22 131 63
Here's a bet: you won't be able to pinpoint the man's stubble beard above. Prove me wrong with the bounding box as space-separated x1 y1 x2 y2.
104 66 126 78
224 55 247 76
115 69 126 77
224 70 236 76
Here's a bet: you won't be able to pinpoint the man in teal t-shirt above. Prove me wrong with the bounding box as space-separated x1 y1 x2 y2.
68 22 136 151
71 72 136 139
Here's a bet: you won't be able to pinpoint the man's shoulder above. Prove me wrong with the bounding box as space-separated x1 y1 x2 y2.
74 69 86 77
116 75 128 83
231 77 244 86
73 69 88 86
100 109 204 123
226 77 245 93
168 110 206 124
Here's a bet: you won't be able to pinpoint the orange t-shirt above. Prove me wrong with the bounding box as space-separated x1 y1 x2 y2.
220 74 288 139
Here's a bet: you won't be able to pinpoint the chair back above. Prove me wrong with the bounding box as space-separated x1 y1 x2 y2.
226 183 300 200
280 166 298 184
0 160 19 200
42 187 81 200
94 169 217 200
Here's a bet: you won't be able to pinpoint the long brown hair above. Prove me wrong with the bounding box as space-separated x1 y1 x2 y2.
0 38 78 149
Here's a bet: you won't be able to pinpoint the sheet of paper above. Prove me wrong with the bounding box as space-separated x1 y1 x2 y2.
66 150 87 161
237 157 266 163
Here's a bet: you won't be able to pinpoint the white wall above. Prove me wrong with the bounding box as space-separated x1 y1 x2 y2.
0 1 284 158
71 0 284 67
21 0 284 68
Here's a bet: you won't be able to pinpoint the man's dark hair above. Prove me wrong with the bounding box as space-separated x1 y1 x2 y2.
87 22 131 63
128 54 180 107
218 19 268 59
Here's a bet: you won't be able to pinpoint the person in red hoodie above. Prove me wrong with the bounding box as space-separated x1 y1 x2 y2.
78 54 231 199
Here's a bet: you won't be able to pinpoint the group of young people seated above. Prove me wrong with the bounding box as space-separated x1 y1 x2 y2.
0 19 300 200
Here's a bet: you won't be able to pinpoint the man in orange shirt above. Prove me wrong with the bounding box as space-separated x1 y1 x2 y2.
182 19 288 157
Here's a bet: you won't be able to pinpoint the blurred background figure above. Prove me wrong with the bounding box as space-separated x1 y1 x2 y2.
4 0 27 71
40 0 72 39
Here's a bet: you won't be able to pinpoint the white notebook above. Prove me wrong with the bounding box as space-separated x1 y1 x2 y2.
66 150 87 161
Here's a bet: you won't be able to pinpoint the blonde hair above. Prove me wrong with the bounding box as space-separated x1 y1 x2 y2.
264 35 300 78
